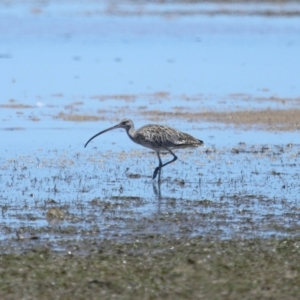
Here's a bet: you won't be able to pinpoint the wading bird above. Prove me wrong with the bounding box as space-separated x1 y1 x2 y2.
84 119 203 181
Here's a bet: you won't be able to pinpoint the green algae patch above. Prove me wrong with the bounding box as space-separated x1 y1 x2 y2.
0 237 300 299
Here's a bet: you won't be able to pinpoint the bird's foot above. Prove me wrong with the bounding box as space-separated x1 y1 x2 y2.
152 167 160 180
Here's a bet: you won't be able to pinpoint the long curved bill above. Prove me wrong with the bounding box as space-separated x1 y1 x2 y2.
84 123 121 148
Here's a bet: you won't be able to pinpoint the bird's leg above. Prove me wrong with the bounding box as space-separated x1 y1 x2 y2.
153 151 163 180
161 149 178 169
152 149 178 181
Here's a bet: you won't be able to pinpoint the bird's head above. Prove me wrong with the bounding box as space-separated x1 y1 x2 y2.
84 119 134 148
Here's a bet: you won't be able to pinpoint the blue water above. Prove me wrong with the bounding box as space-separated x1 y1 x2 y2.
1 2 300 102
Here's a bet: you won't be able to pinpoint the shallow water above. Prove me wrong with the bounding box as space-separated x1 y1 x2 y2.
1 1 300 100
1 141 300 245
1 1 300 251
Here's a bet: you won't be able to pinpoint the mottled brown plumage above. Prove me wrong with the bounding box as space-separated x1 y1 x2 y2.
85 119 204 181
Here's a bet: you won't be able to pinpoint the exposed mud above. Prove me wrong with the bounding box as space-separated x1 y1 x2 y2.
1 237 300 299
55 112 105 122
142 108 300 131
2 92 300 131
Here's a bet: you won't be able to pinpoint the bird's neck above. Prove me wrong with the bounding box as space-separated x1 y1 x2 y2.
125 126 135 140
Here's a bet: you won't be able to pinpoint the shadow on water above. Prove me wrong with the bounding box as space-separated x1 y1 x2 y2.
152 181 162 201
